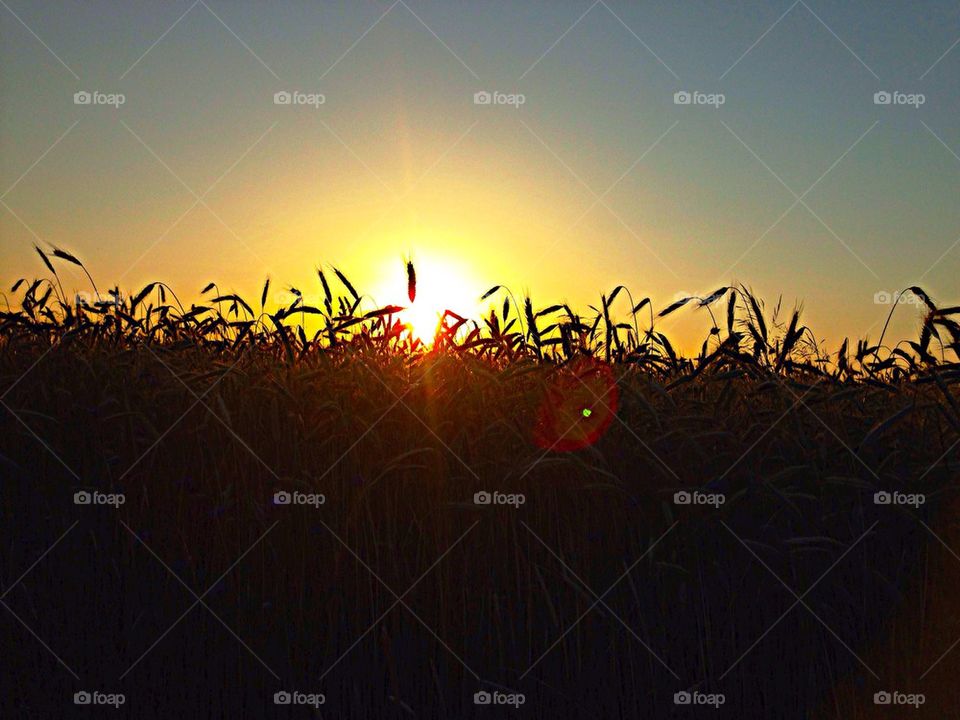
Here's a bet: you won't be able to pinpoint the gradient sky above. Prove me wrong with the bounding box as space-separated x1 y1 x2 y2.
2 1 959 351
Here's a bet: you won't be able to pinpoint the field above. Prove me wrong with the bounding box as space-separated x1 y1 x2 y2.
2 255 960 718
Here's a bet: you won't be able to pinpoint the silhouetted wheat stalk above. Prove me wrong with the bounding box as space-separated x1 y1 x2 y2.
2 250 959 390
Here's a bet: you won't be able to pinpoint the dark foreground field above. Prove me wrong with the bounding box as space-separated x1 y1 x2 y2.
2 270 960 718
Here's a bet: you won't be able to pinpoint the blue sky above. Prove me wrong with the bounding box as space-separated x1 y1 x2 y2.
2 1 958 350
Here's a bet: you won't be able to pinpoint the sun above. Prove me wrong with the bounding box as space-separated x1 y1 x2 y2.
373 255 482 342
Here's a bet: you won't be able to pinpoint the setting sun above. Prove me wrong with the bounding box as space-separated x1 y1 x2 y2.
373 255 484 342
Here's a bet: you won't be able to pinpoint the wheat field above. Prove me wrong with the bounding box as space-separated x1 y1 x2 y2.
2 252 959 717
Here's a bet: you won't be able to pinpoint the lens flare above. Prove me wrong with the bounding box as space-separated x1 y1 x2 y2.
534 358 618 452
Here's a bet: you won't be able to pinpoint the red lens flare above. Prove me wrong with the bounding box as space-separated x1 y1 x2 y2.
533 357 618 452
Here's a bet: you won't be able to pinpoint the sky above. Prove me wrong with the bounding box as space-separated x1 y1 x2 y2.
1 0 959 352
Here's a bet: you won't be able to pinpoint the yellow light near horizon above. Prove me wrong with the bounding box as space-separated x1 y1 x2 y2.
371 254 483 342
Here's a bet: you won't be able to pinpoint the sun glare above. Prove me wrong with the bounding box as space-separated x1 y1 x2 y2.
373 255 483 342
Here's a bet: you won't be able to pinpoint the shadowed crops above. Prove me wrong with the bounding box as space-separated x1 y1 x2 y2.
2 251 959 718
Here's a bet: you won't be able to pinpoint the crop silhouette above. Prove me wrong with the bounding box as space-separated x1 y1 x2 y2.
1 249 959 718
4 248 959 382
